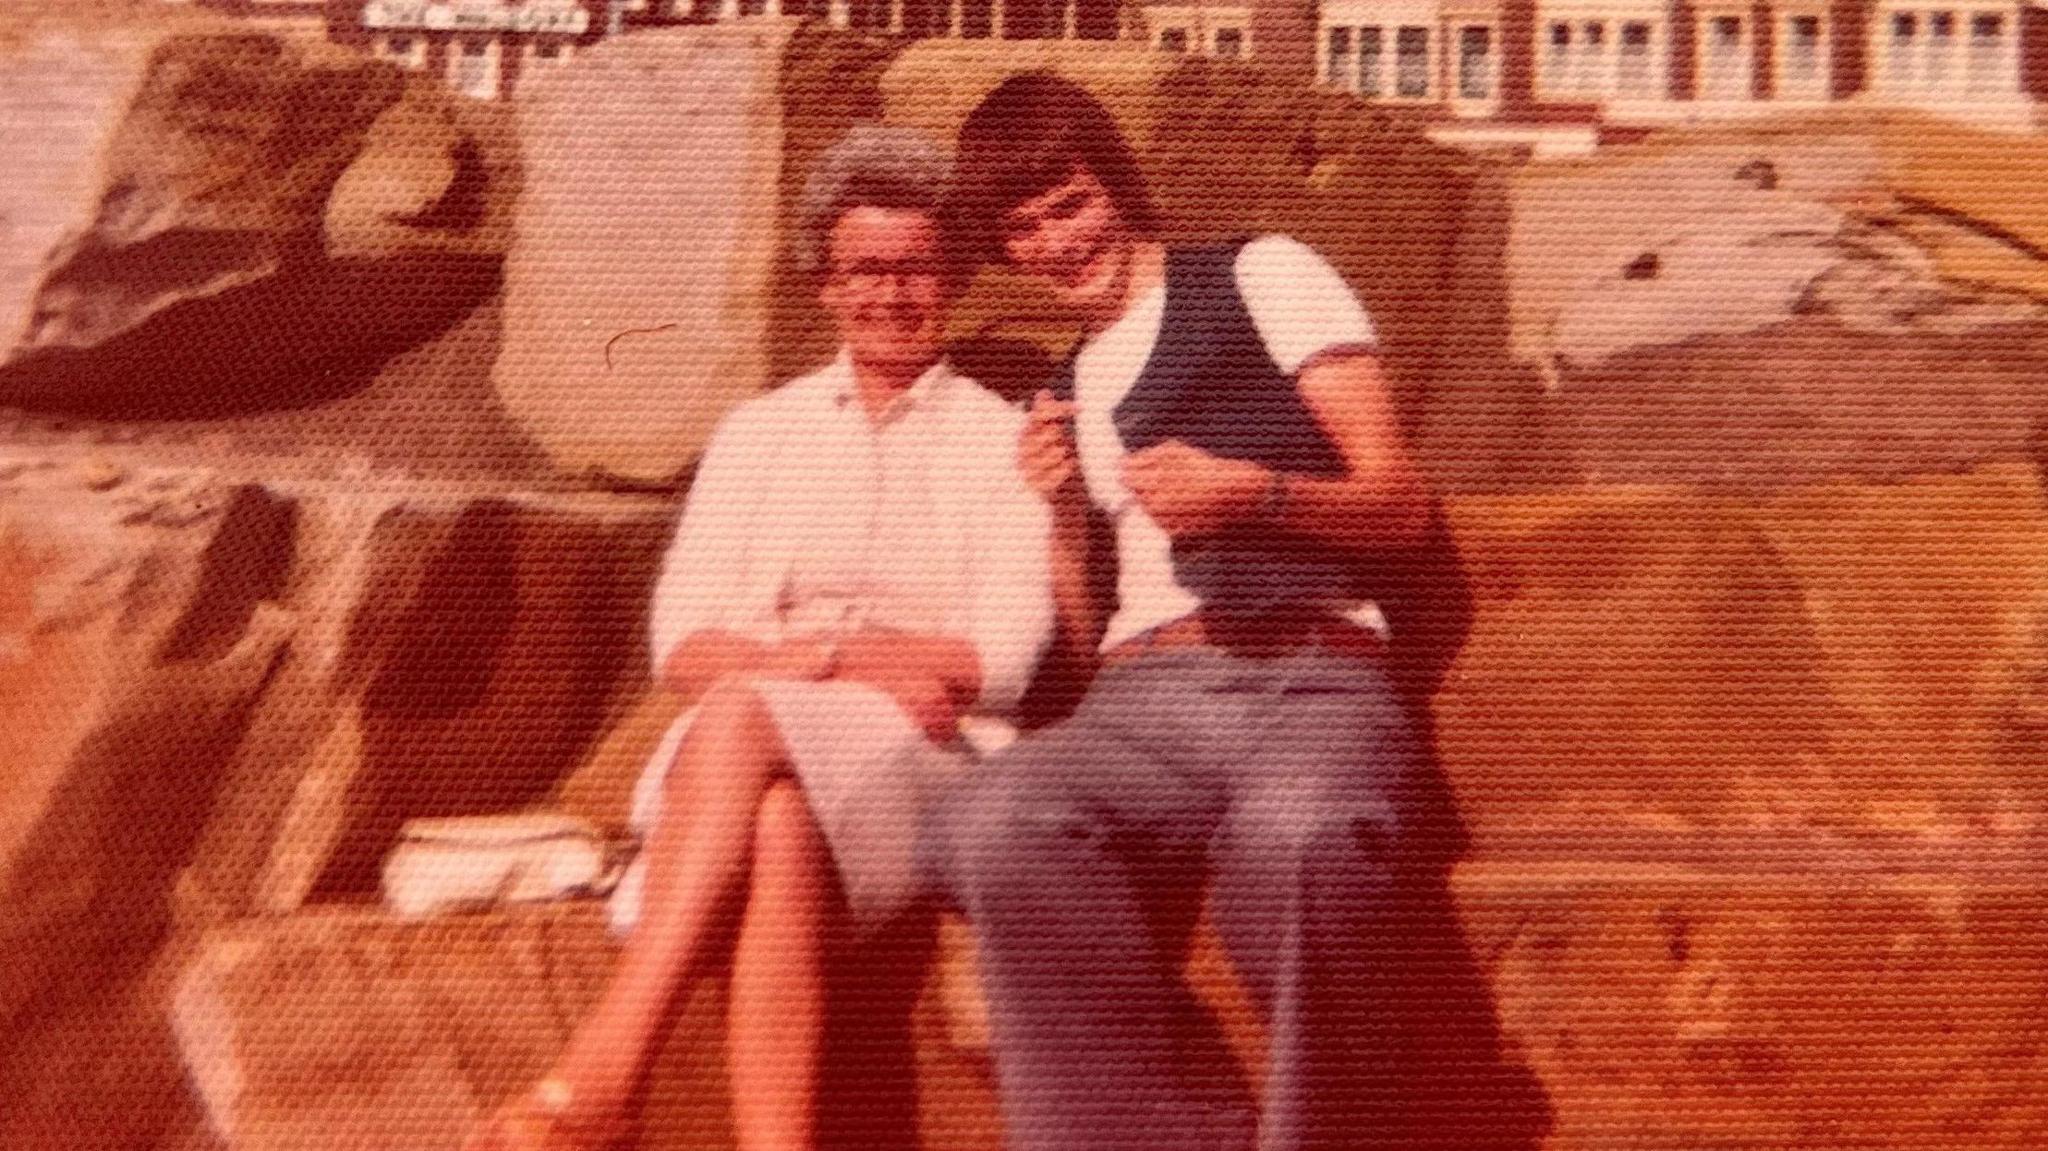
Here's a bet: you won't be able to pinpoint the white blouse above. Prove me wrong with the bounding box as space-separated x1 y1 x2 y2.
646 351 1054 715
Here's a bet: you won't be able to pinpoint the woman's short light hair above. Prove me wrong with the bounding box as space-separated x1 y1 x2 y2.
796 122 954 280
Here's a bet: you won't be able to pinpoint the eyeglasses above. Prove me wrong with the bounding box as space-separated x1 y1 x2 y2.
828 258 947 293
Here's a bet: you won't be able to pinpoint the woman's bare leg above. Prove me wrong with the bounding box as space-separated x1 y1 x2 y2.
511 680 791 1134
728 780 835 1151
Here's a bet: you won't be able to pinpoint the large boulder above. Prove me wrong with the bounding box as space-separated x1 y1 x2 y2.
0 16 543 483
1456 856 2048 1149
0 447 295 1150
0 434 670 1147
0 25 507 413
492 24 792 486
1508 122 2048 488
1436 463 2048 844
180 490 671 914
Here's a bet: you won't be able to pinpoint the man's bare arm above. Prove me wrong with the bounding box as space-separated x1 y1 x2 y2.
1280 350 1431 552
1119 351 1430 551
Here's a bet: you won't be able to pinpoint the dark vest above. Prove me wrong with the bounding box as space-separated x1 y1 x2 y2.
1059 238 1358 618
1053 239 1475 704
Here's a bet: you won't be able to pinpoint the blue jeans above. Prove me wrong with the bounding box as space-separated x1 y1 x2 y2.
924 645 1436 1151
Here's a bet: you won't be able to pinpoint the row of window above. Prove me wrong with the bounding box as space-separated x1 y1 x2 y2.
1324 24 1498 100
1157 24 1247 56
1322 4 2019 105
1542 13 1827 100
1883 8 2015 96
376 33 573 99
1542 18 1661 97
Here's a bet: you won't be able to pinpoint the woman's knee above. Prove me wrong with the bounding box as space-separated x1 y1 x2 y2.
661 679 778 801
697 676 773 732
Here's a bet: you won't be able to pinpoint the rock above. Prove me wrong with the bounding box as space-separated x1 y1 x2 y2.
1544 199 1846 369
173 906 619 1151
74 456 127 490
0 465 673 1144
1508 130 1889 367
175 490 672 913
0 19 528 479
1436 465 2048 844
492 26 791 486
1556 312 2048 488
1509 124 2048 488
1754 465 2048 831
0 31 398 402
0 26 168 371
324 96 511 262
0 463 296 1140
1436 490 1838 842
1456 856 2048 1149
1869 109 2048 260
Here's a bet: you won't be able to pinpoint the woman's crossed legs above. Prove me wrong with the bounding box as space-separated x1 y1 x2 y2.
467 679 838 1151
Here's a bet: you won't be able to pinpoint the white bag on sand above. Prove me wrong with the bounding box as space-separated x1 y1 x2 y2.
380 812 629 922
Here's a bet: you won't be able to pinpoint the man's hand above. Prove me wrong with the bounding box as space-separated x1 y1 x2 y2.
1020 390 1084 504
1120 439 1269 539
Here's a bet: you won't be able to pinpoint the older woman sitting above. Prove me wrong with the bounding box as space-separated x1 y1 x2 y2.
466 124 1056 1151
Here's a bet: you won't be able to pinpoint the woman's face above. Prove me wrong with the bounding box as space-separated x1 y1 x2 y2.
819 206 950 372
1000 167 1135 316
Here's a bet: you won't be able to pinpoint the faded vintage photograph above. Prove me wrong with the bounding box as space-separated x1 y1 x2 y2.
4 1 2048 1149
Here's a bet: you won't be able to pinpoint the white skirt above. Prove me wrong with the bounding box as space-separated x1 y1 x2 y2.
607 679 968 936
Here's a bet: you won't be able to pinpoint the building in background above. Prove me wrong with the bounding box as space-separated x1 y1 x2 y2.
189 0 2047 128
1313 0 2048 129
325 0 607 100
1142 1 1256 56
182 0 331 21
704 0 1127 40
1868 0 2038 114
1141 0 1323 72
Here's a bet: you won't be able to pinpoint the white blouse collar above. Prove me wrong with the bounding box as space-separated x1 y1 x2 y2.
825 347 954 423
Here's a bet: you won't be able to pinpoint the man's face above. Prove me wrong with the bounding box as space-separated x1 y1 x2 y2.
819 206 949 371
1001 168 1134 315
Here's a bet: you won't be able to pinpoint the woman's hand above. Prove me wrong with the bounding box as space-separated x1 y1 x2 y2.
752 639 837 682
869 673 962 745
831 631 965 743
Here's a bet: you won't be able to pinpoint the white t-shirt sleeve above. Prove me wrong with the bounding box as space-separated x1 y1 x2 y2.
1232 234 1379 376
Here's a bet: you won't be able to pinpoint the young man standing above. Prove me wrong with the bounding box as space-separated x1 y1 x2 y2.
924 72 1456 1151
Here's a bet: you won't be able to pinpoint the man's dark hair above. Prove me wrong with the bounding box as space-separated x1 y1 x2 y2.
948 71 1160 270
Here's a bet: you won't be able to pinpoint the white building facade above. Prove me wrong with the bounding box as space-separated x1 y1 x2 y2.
1316 0 2047 128
1319 0 1506 109
341 0 600 100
